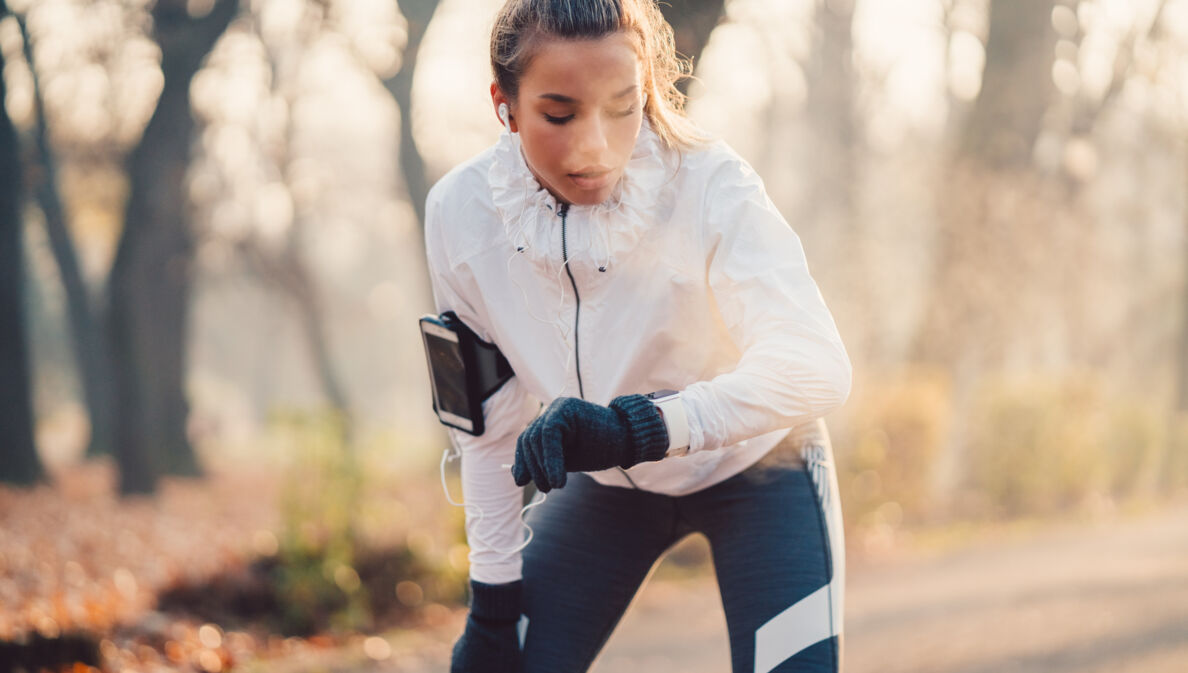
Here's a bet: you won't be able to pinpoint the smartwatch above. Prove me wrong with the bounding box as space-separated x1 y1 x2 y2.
645 389 691 458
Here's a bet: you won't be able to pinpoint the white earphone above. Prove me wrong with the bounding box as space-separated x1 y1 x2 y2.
439 435 548 557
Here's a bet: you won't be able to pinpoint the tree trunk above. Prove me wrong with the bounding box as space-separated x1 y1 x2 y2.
107 0 238 494
911 0 1058 367
659 0 727 96
246 8 355 438
380 0 441 226
804 0 857 233
908 0 1058 510
0 9 45 486
238 237 354 439
378 0 443 359
1175 141 1188 415
15 13 117 459
1165 138 1188 493
959 0 1059 170
801 0 865 359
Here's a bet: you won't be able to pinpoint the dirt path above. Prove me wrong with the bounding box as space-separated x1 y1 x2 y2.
839 503 1188 673
338 502 1188 672
592 502 1188 673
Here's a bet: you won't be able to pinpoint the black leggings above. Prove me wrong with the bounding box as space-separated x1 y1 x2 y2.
519 419 845 673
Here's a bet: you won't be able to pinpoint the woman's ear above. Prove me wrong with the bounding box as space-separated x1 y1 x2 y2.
490 82 517 133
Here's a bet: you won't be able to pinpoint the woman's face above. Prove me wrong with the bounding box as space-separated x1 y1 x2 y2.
492 31 645 207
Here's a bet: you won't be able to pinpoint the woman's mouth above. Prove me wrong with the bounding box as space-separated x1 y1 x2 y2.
568 170 613 190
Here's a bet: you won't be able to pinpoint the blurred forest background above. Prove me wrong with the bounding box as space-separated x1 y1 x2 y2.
2 0 1187 671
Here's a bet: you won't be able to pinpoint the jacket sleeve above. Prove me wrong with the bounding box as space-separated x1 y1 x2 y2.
678 159 852 453
424 185 540 584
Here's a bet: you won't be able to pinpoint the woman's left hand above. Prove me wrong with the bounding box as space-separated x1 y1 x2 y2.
511 395 670 492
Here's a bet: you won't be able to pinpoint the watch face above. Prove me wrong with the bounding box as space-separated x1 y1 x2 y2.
646 389 679 400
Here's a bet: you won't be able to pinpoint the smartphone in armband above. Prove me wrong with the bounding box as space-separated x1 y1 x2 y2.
419 311 514 436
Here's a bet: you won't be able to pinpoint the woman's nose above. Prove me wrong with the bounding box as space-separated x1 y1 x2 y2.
575 115 609 156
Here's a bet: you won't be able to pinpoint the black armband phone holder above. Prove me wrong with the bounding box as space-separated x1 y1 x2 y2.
419 311 514 436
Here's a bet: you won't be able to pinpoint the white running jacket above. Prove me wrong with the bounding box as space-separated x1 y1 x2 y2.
424 118 851 584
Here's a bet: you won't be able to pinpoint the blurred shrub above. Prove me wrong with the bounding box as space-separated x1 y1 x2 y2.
1161 412 1188 495
272 408 370 634
837 368 1179 533
961 372 1173 518
1101 400 1164 499
837 367 951 530
965 373 1106 517
264 408 466 636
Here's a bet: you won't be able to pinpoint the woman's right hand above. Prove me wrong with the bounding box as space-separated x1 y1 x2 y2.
450 579 523 673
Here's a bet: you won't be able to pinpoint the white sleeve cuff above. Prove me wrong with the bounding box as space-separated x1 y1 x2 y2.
469 559 524 584
655 395 691 456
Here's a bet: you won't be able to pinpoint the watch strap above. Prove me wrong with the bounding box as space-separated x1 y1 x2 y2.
646 390 690 457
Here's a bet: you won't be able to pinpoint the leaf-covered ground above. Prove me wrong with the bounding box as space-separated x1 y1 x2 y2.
6 457 1185 673
0 457 466 672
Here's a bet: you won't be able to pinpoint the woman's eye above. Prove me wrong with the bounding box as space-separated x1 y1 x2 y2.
543 107 635 124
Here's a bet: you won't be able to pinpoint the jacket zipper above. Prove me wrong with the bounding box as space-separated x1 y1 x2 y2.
558 203 586 399
558 202 639 490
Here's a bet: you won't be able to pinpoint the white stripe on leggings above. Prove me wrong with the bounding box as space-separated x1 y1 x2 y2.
753 583 835 673
753 431 844 673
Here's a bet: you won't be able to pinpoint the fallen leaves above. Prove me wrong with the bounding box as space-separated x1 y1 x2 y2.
0 457 278 671
0 451 470 672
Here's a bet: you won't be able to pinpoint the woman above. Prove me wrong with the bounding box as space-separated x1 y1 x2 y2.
424 1 851 671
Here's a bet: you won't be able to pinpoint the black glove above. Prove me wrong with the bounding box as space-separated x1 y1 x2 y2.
511 394 669 493
450 579 522 673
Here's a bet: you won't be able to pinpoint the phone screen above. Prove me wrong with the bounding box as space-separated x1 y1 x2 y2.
421 325 473 431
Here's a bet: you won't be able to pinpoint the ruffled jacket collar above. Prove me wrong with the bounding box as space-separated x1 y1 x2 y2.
487 117 678 278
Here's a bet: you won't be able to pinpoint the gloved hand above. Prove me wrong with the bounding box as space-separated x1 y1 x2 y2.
450 579 523 673
511 394 670 493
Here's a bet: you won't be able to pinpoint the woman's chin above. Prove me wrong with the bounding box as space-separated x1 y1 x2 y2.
568 192 608 206
562 182 616 207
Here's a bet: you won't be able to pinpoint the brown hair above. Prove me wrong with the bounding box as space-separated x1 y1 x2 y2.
490 0 711 152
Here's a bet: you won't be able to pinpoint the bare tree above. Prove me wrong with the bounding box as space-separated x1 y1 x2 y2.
959 0 1060 169
916 0 1167 373
13 11 118 460
0 0 45 486
1177 143 1188 417
108 0 240 494
911 0 1059 368
1162 14 1188 482
659 0 728 96
799 0 865 360
240 2 355 436
1065 1 1169 141
376 0 441 226
804 0 858 234
905 0 1060 507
